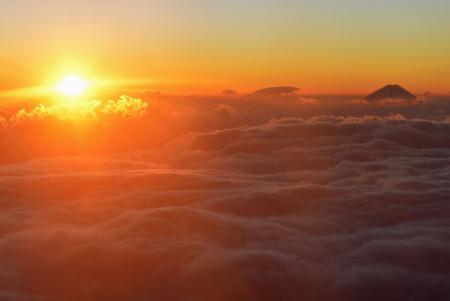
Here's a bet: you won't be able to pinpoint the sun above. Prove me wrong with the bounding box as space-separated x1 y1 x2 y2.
57 75 88 97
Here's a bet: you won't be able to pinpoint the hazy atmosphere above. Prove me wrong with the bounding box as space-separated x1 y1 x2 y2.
1 0 450 94
0 1 449 301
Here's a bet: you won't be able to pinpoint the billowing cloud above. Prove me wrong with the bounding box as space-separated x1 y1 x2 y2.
0 93 449 300
10 100 101 124
101 95 149 117
376 95 430 105
2 96 149 128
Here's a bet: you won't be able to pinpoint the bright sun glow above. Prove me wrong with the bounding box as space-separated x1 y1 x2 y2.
57 76 88 97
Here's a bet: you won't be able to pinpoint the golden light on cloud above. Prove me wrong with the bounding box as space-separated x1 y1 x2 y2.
56 75 89 97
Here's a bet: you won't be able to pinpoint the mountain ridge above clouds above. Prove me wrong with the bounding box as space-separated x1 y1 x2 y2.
251 86 300 97
365 85 416 102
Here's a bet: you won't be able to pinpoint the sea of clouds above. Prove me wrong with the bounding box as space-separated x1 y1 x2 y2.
0 91 449 300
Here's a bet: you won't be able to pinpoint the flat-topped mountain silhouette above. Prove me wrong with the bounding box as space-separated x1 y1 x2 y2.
365 85 416 101
252 86 299 96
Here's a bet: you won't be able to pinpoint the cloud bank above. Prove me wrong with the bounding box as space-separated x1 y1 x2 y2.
0 92 449 300
2 95 148 127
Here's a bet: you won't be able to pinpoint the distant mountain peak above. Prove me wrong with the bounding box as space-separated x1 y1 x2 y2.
365 85 416 101
252 86 299 96
222 89 237 96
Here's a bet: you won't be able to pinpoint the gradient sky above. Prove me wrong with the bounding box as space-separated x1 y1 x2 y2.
1 0 450 94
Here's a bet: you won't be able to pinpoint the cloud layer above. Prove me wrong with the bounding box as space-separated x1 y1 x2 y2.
0 93 449 300
3 95 148 127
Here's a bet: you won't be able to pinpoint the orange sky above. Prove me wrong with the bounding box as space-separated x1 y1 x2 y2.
1 0 450 96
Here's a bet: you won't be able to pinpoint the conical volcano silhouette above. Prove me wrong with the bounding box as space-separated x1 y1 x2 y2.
365 85 416 101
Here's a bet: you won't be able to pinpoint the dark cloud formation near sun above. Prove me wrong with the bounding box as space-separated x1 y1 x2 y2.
0 92 449 301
